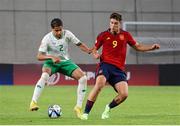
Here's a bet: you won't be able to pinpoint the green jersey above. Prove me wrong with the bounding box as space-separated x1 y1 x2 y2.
39 29 81 61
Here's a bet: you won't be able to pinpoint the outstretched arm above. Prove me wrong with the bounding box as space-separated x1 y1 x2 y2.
77 42 92 54
37 52 61 63
91 46 100 59
132 42 160 52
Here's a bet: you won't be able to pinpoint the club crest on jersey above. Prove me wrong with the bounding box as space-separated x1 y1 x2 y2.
119 34 124 40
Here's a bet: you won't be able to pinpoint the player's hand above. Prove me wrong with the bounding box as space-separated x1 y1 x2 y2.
92 53 100 59
151 44 160 50
51 56 61 63
88 48 93 54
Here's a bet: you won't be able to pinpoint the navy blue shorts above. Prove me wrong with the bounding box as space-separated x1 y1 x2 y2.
96 62 127 87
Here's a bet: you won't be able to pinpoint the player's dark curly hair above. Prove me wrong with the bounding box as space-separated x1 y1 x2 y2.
110 12 122 21
51 18 63 28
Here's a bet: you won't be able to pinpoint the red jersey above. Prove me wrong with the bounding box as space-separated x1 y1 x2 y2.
95 29 137 70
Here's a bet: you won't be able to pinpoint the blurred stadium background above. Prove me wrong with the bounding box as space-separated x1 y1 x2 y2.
0 0 180 85
0 0 180 125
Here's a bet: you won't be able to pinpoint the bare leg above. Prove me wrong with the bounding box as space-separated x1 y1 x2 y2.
101 81 128 119
80 75 106 120
85 75 106 113
110 81 128 107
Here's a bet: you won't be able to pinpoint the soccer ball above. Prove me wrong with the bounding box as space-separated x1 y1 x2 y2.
48 104 62 118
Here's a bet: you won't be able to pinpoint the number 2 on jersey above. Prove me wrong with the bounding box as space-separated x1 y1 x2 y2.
59 45 63 51
112 41 117 48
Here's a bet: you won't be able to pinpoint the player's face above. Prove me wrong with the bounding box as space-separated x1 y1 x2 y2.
110 18 121 34
52 26 63 39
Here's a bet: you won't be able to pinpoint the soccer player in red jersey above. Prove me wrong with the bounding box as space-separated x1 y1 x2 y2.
80 12 160 120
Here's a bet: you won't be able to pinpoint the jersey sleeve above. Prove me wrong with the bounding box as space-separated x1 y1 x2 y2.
126 32 137 46
38 36 48 53
66 30 81 45
95 33 103 50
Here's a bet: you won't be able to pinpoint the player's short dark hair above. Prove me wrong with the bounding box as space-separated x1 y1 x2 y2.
51 18 63 28
110 12 122 21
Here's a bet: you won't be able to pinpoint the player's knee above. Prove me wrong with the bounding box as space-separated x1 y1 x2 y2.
42 67 51 74
99 81 106 88
96 76 106 88
95 83 105 92
41 72 50 82
78 75 87 85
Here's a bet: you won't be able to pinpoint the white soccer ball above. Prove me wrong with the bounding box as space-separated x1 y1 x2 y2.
48 104 62 118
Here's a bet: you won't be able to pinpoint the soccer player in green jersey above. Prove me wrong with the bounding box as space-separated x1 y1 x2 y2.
29 18 91 118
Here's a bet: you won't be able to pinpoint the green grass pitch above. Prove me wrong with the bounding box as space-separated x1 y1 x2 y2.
0 85 180 125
